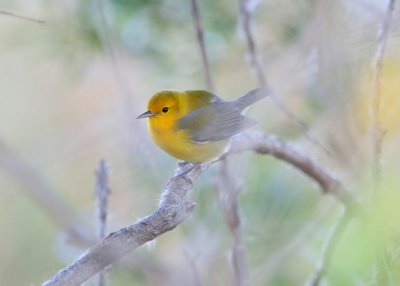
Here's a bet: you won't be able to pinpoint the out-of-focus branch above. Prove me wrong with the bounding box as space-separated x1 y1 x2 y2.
0 140 172 282
95 160 111 286
227 132 359 209
237 0 330 155
305 208 352 286
0 140 92 245
190 1 247 283
95 159 110 249
0 9 45 23
237 3 352 281
93 0 133 108
369 1 396 284
42 132 359 286
42 162 204 286
228 133 361 285
217 160 248 286
370 0 395 194
190 0 215 92
237 0 265 87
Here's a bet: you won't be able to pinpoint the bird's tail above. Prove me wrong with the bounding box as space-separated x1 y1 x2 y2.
234 88 269 111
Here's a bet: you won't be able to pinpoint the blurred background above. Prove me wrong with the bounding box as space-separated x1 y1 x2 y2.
1 0 400 285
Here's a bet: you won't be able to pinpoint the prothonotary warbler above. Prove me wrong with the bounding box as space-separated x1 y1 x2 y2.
137 88 267 162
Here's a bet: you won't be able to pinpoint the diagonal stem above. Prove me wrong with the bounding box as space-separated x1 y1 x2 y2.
190 0 215 92
95 160 111 286
238 0 331 156
370 0 396 195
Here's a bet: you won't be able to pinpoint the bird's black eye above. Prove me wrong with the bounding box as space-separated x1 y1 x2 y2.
162 107 169 113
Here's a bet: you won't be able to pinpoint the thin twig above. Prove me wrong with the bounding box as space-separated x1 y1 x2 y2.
190 0 215 92
229 132 362 285
237 0 265 87
217 160 248 286
42 162 203 286
0 140 172 282
305 208 353 286
369 1 396 283
0 9 45 23
42 132 359 286
370 0 395 195
95 160 111 286
190 2 247 283
191 1 248 280
226 132 360 209
95 159 110 249
92 0 133 108
237 0 331 156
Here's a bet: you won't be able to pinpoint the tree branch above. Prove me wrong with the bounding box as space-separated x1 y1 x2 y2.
237 0 331 155
217 160 248 286
190 0 215 92
42 162 204 286
42 132 360 286
227 132 359 209
93 0 133 109
0 139 171 281
369 1 396 283
370 0 395 195
94 160 111 286
0 9 45 23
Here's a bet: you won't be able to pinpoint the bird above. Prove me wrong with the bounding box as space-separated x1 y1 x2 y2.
137 88 267 162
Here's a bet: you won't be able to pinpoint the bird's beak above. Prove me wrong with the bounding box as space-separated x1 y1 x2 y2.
137 110 155 119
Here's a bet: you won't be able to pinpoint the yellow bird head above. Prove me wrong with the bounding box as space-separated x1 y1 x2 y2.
137 90 185 128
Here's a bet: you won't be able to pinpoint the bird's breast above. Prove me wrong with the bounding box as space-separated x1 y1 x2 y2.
148 121 228 162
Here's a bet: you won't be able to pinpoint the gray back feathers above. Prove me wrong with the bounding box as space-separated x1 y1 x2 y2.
178 88 267 144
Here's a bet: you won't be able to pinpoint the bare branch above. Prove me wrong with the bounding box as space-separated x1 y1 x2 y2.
236 3 356 281
95 160 111 286
95 159 110 244
0 9 45 23
237 0 265 87
237 0 331 155
229 132 360 285
370 0 396 194
92 0 133 108
190 0 215 92
369 1 396 283
217 160 248 286
42 162 204 286
42 132 360 286
228 133 362 284
0 140 170 281
226 132 359 209
299 2 397 284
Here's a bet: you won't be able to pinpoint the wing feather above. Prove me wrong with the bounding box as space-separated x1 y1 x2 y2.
178 101 254 143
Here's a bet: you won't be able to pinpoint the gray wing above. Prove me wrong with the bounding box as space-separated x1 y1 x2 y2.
178 101 255 143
